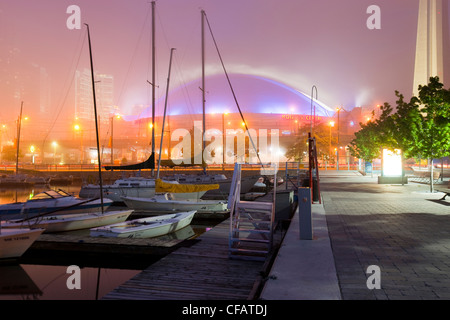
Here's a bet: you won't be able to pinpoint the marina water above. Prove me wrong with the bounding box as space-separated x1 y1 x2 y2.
0 182 216 300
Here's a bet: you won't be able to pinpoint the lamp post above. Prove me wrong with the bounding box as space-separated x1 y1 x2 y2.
74 124 83 164
310 85 318 135
52 141 57 166
30 145 35 164
336 107 341 171
222 112 228 167
329 121 335 165
110 114 121 165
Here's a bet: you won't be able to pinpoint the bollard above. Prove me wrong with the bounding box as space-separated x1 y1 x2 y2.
298 187 313 240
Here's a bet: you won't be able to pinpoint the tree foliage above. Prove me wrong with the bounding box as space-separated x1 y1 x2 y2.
349 76 450 163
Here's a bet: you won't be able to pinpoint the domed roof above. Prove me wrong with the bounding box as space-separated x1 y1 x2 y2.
130 73 333 120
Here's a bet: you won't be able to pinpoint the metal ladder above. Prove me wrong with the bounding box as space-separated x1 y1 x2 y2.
228 163 276 261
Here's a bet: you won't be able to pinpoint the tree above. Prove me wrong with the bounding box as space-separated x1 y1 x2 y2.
349 76 450 189
413 77 450 191
348 116 382 165
285 122 336 163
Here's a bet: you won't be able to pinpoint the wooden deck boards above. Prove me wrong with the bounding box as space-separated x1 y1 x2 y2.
102 219 266 300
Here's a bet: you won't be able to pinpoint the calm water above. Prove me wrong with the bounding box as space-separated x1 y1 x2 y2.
0 182 215 300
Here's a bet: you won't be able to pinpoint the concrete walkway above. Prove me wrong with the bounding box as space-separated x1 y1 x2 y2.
261 170 450 300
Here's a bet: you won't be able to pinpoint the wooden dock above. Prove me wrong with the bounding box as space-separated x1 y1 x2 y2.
102 218 268 300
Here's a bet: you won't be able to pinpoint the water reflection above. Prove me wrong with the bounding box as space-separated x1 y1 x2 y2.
0 262 141 300
0 183 218 300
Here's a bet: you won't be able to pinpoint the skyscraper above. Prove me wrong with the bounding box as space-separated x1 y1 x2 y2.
413 0 450 95
75 69 115 124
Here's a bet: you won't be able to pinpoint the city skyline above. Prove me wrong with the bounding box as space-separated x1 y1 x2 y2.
1 1 450 142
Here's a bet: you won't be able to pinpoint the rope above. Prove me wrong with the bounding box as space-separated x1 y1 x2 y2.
203 12 265 169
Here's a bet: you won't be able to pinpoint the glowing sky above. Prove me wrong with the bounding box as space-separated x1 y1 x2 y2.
0 0 446 127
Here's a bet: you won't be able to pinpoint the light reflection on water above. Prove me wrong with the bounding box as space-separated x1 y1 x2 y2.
0 263 141 300
0 183 215 300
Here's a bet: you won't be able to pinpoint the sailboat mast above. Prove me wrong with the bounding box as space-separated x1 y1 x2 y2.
201 10 206 174
156 48 176 180
15 101 23 175
85 23 104 213
151 1 156 177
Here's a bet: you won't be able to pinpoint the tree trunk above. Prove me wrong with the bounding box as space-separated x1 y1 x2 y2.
430 158 434 193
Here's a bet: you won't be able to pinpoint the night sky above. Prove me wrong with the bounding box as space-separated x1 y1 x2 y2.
0 0 445 128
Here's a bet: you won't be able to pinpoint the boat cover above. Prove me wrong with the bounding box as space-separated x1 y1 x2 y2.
155 179 219 193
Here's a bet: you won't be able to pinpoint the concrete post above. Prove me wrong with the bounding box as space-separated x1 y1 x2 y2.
298 187 313 240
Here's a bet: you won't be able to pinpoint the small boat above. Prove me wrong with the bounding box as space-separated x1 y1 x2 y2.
79 177 208 203
24 176 49 186
1 210 133 233
165 173 261 199
90 210 196 239
0 190 113 220
0 26 133 235
121 193 228 214
0 174 33 188
0 228 44 259
48 175 73 186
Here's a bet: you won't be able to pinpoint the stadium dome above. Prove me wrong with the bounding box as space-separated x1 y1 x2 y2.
128 73 333 120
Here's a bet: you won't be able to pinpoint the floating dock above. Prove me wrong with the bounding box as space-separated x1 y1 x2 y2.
102 218 269 300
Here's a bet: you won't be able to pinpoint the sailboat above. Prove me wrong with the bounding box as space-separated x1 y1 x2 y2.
1 25 133 234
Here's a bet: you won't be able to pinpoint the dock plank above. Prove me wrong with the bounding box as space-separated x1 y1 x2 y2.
102 218 265 300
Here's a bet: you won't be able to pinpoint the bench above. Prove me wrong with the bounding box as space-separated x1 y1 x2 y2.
436 181 450 200
410 167 441 184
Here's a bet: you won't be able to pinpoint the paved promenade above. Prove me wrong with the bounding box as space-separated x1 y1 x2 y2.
262 170 450 300
322 170 450 299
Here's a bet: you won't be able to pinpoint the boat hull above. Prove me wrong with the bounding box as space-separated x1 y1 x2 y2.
79 184 205 202
0 198 113 220
90 210 196 239
1 210 133 233
0 228 44 259
121 195 228 213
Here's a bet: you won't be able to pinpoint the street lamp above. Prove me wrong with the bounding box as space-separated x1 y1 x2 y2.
52 141 57 165
30 145 35 164
336 108 341 170
110 114 121 165
222 112 229 167
74 124 83 164
329 121 335 162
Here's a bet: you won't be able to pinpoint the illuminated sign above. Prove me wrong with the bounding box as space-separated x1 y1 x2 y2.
281 114 323 122
382 149 402 176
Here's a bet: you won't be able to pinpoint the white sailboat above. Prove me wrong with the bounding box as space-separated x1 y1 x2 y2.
122 193 228 214
1 25 133 234
79 177 208 202
90 210 196 239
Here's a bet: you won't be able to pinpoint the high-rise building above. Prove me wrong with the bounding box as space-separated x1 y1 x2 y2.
75 68 115 124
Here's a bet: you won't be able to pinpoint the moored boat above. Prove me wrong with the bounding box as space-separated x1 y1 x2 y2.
1 210 133 233
0 190 113 220
122 193 228 214
90 210 196 239
0 228 44 259
79 177 209 203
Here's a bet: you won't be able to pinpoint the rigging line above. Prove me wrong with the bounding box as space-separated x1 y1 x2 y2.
116 4 152 108
173 55 196 123
156 10 196 122
203 13 264 167
41 29 87 145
